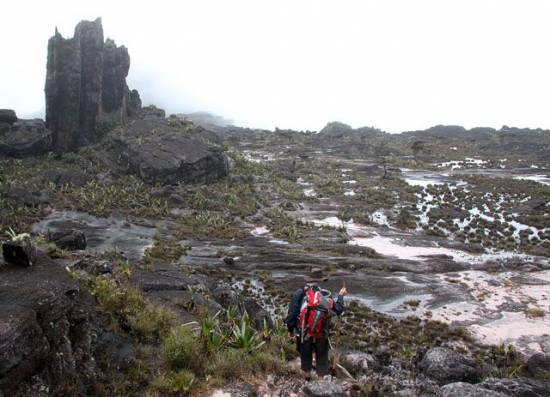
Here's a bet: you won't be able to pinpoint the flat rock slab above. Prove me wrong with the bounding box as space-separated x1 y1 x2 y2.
32 211 155 260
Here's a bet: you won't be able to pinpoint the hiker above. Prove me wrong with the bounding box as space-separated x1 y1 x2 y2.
285 269 347 376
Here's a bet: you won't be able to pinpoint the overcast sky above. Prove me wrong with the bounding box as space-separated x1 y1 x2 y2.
1 0 549 133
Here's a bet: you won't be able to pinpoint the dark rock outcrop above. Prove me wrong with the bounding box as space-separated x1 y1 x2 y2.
139 105 165 120
0 251 96 395
418 347 480 385
479 377 550 397
0 109 17 125
45 18 141 152
0 118 53 157
2 237 38 267
110 118 229 184
526 353 550 377
47 230 87 251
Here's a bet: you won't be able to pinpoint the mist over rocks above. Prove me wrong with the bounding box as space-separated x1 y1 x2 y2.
45 18 141 152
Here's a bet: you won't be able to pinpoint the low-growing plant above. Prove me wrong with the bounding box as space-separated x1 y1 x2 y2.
231 314 266 353
152 369 195 395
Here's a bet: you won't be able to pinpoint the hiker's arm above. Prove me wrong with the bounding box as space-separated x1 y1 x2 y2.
332 286 347 315
285 289 304 332
332 294 345 316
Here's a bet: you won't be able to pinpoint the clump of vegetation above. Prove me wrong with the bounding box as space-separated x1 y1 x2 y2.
525 307 546 318
144 238 187 264
175 211 246 240
58 177 170 218
264 208 310 242
83 272 293 395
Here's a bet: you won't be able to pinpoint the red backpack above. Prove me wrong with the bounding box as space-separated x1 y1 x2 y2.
298 285 334 341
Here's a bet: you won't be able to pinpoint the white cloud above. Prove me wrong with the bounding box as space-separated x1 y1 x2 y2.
1 0 549 132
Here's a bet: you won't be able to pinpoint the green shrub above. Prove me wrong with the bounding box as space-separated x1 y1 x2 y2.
162 326 204 373
129 305 177 342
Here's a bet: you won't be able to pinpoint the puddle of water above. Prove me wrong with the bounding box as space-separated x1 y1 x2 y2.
470 311 550 346
32 210 156 260
251 226 270 236
513 174 550 186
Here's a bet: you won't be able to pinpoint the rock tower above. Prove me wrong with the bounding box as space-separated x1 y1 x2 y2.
45 18 141 152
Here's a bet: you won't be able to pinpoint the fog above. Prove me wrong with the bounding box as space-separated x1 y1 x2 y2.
1 0 550 132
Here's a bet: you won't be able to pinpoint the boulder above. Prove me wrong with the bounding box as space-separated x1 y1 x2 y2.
46 229 87 250
341 350 376 374
303 380 346 397
441 382 507 397
110 118 229 184
418 347 480 385
479 377 550 397
0 109 17 125
45 18 141 152
139 105 166 120
0 119 53 157
2 237 38 267
526 353 550 377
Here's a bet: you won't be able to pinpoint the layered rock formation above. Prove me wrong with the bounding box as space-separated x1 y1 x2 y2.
45 18 141 152
109 117 229 184
0 109 53 157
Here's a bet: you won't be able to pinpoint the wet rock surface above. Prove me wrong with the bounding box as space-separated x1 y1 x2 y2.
32 211 155 260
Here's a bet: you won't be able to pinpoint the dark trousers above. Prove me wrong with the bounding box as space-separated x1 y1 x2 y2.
297 335 330 375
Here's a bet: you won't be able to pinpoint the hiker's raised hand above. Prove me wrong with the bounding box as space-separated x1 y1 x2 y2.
339 286 348 296
288 332 294 341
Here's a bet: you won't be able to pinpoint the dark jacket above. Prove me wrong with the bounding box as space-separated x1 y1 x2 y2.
285 285 345 332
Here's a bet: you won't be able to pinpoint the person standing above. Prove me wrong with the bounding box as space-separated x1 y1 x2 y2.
285 269 347 376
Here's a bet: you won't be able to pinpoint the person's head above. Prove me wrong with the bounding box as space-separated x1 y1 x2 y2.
303 267 328 284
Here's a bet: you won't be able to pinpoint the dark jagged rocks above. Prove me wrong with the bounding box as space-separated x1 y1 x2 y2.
45 18 141 152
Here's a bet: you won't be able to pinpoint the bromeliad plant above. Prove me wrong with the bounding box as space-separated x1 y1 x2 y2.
231 313 266 353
